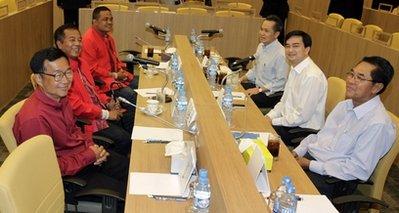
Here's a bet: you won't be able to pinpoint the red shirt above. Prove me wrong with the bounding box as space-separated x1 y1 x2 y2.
13 89 97 176
80 27 133 94
68 57 109 133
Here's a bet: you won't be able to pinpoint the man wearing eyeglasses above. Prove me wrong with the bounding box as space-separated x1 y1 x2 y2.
13 47 128 189
292 56 396 199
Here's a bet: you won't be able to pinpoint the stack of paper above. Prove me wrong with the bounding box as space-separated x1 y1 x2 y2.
134 87 174 98
131 126 183 141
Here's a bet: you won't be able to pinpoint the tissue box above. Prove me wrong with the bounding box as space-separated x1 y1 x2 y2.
242 139 274 171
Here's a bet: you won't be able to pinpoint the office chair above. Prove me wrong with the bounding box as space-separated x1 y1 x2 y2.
0 99 123 213
227 2 252 10
0 135 65 213
287 77 346 145
98 4 129 11
324 13 344 28
390 32 399 50
341 18 363 34
363 24 383 40
136 6 169 12
215 10 245 17
330 111 399 212
176 7 208 14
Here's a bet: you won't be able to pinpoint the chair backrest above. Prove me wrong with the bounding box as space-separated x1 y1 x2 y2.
324 13 344 27
0 135 64 212
341 18 362 33
176 7 207 14
390 32 399 50
227 2 252 10
392 7 399 15
326 77 346 116
136 6 169 12
98 4 128 11
363 24 383 40
215 10 245 17
357 112 399 200
0 99 26 152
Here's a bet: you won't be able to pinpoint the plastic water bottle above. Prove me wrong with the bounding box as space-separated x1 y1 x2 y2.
195 40 205 59
190 29 197 44
221 87 233 126
206 63 218 90
164 28 171 47
192 169 211 212
279 185 297 213
173 91 188 128
271 176 293 212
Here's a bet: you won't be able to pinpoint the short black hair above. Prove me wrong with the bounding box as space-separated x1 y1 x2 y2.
29 47 67 74
361 56 394 94
285 30 312 48
54 24 79 47
92 6 111 20
264 15 283 33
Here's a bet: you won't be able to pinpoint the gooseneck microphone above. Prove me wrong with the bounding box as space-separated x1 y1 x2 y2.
200 29 223 37
229 55 255 70
117 97 196 134
125 54 160 66
145 23 167 34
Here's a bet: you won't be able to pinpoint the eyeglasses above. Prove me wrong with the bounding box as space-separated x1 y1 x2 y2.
41 70 73 82
346 71 374 83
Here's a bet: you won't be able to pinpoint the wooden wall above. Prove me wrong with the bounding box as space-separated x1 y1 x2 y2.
0 1 53 110
287 12 399 116
79 9 263 58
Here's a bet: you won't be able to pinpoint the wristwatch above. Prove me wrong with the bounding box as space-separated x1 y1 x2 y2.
258 88 263 93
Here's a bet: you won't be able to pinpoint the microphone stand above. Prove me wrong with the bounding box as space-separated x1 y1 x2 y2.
117 97 197 135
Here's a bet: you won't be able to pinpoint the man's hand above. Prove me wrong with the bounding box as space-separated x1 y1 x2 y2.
246 87 261 96
116 70 127 81
296 157 310 169
106 98 121 110
292 151 299 158
89 145 109 165
108 109 126 120
265 115 272 124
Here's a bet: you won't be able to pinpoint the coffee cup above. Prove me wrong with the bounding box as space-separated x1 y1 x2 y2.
146 99 159 114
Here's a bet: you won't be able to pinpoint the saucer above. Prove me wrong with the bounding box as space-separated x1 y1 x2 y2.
141 105 163 116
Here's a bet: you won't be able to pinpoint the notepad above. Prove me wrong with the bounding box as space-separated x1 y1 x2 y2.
134 87 174 98
296 194 338 213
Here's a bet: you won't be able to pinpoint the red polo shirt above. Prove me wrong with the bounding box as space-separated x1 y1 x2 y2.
80 27 133 94
13 89 97 176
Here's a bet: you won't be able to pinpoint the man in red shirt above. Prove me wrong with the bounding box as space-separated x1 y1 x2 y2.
54 24 133 155
81 6 138 109
13 47 128 188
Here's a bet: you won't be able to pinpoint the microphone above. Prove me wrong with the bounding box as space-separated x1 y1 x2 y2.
117 97 196 134
200 29 223 37
229 55 255 70
145 23 167 34
125 54 160 66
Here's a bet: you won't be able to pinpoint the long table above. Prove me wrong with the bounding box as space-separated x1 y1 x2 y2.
125 35 318 212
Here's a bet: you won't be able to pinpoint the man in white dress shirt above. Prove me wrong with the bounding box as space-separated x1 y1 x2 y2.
293 56 395 199
266 30 327 146
240 15 289 109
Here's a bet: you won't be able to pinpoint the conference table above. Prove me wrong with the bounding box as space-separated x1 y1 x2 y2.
124 35 318 212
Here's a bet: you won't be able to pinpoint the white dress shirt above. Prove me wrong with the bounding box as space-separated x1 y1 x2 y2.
294 96 396 181
267 57 327 130
245 40 289 96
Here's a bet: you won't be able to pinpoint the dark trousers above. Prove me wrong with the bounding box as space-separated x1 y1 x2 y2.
94 122 132 155
303 153 358 200
74 150 129 197
242 82 282 108
272 125 315 147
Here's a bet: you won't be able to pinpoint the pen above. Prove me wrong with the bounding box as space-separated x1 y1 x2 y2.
146 139 171 144
233 104 245 107
146 92 157 94
151 195 187 202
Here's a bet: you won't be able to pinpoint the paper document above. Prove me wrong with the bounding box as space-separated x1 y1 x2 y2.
131 126 183 141
296 194 338 213
134 87 174 98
